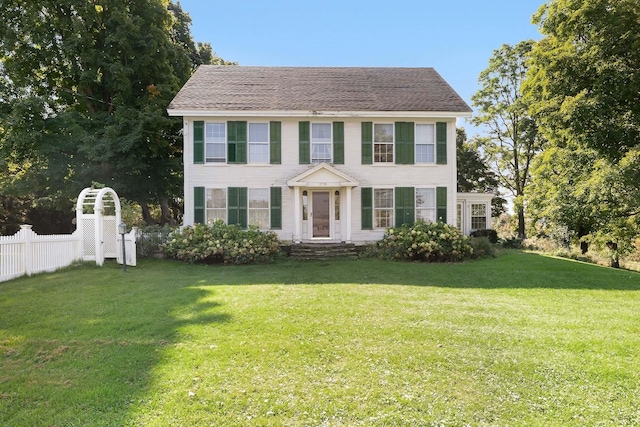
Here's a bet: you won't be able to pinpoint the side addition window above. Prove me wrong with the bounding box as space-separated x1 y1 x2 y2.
205 123 226 163
471 203 487 230
374 124 394 163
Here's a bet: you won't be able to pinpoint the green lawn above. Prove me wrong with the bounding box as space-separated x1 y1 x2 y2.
1 252 639 426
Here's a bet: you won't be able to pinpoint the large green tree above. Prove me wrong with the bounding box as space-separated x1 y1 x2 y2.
0 0 226 231
471 41 544 238
525 0 640 260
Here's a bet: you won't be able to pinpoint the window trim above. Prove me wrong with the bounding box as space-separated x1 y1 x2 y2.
248 122 270 164
205 122 227 163
415 123 436 164
310 122 333 164
373 187 394 229
373 123 394 164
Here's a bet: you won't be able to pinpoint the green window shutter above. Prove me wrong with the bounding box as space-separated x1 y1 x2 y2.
436 122 447 165
228 121 247 164
269 121 281 164
361 122 373 164
436 187 447 223
299 121 310 164
361 187 373 230
228 187 248 228
395 187 415 227
333 121 344 164
395 122 415 164
194 186 205 224
270 187 282 229
193 121 204 164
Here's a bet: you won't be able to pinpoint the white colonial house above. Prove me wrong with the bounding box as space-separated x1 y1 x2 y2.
167 66 493 244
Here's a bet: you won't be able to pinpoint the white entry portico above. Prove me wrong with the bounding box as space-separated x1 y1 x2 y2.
287 163 359 243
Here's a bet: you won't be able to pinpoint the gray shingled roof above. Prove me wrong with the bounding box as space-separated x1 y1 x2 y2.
168 66 472 113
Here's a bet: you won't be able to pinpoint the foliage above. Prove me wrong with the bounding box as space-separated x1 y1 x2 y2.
2 255 640 425
0 1 231 231
526 0 640 161
163 221 280 265
456 128 505 216
471 41 545 239
468 236 496 258
469 228 498 244
376 221 474 262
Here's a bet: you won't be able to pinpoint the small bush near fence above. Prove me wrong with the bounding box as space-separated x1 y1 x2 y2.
136 225 175 257
163 221 280 265
373 221 475 262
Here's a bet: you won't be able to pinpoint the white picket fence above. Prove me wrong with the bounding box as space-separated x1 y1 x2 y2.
0 224 136 283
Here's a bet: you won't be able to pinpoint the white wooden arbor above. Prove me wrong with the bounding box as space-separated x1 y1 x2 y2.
76 187 136 267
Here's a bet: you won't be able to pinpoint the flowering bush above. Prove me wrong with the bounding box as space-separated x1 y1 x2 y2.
377 221 474 262
163 220 280 265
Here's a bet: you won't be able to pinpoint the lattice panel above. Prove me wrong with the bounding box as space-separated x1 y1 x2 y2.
103 217 117 258
82 217 96 258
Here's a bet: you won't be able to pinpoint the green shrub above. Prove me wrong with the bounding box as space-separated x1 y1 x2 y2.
163 221 280 265
469 229 498 244
469 236 496 258
377 221 473 262
501 237 523 249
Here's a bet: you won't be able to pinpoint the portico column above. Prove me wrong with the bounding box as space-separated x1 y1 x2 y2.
293 186 301 243
345 187 352 243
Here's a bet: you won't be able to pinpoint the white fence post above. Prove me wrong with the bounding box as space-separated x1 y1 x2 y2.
20 225 34 276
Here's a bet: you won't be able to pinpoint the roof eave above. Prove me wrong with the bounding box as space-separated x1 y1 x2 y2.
167 109 473 118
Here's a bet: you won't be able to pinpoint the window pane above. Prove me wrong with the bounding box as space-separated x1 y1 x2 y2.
374 189 393 208
206 189 226 208
375 209 393 228
249 143 268 163
374 143 393 163
206 123 225 142
311 143 331 163
415 124 434 144
374 124 393 142
415 188 435 208
249 188 269 208
249 210 269 229
416 208 435 223
206 143 226 162
312 123 332 142
248 123 268 142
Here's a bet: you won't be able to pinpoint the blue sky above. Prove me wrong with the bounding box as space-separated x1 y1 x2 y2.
177 0 544 137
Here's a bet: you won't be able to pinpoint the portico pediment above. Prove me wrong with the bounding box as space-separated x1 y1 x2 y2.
287 163 359 188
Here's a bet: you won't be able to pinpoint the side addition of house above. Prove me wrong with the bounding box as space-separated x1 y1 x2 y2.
167 66 493 244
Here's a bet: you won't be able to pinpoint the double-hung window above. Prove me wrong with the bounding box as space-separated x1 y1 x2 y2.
374 188 394 228
206 188 227 223
205 123 226 163
249 188 270 229
311 123 332 163
471 203 487 230
374 124 394 163
415 124 435 163
415 188 436 222
248 123 269 163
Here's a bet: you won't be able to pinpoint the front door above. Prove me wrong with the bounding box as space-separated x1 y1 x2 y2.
312 191 330 238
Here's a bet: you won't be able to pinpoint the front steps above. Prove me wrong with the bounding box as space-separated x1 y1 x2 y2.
288 242 359 261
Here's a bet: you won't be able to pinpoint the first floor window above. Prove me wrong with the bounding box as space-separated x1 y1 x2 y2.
415 124 435 163
374 188 393 228
415 188 436 222
311 123 332 163
205 123 226 163
206 188 226 223
248 123 269 163
374 123 394 163
471 203 487 230
249 188 270 229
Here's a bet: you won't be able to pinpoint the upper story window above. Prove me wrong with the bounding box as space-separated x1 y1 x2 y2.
311 123 332 163
248 123 269 163
205 123 226 163
374 124 394 163
415 124 435 163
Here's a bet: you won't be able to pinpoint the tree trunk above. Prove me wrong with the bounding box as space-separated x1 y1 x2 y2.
140 202 158 226
577 227 590 254
160 199 178 226
517 205 526 240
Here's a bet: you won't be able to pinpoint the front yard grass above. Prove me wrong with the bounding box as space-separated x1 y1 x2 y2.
1 251 639 426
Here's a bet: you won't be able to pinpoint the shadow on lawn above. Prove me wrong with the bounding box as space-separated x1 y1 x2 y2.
0 266 231 426
153 250 640 291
